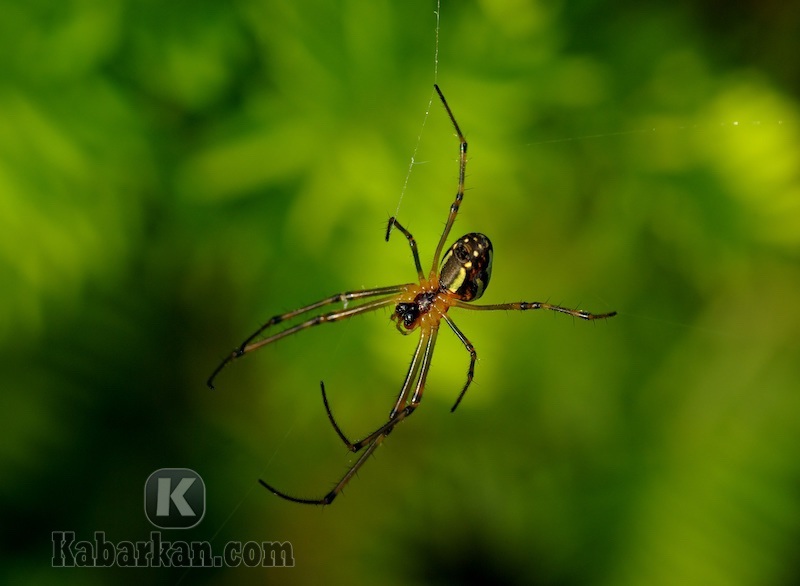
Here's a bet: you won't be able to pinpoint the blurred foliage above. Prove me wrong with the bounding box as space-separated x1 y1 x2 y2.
2 0 800 584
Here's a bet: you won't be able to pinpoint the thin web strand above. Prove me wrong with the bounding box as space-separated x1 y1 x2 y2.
393 0 441 221
526 119 791 148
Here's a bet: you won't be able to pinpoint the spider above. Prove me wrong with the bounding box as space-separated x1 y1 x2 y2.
208 85 616 505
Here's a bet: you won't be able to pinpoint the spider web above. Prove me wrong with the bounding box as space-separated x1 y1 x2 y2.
391 0 441 223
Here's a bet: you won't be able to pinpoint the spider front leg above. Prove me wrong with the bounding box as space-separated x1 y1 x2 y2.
455 300 617 320
430 84 468 271
386 217 425 281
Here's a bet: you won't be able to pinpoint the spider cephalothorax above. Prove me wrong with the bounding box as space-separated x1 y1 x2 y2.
208 85 616 505
392 232 493 334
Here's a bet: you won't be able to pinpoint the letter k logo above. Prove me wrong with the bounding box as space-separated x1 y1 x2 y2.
157 477 196 516
144 469 206 529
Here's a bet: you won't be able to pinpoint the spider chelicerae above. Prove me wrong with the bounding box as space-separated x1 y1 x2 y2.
208 85 616 505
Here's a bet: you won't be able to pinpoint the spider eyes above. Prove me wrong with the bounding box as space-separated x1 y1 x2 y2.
395 302 419 328
439 233 493 302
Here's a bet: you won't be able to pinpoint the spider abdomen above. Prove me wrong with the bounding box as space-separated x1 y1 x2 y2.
439 233 493 302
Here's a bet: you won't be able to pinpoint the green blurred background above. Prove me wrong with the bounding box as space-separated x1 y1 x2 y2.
3 0 800 584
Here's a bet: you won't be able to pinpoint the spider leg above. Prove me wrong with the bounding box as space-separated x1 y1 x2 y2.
430 84 468 273
319 381 353 447
455 300 617 320
386 217 425 281
208 289 407 388
320 329 428 450
258 435 385 506
440 314 477 412
347 326 438 452
257 328 438 505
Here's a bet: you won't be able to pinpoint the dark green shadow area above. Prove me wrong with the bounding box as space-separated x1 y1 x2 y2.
2 1 800 584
